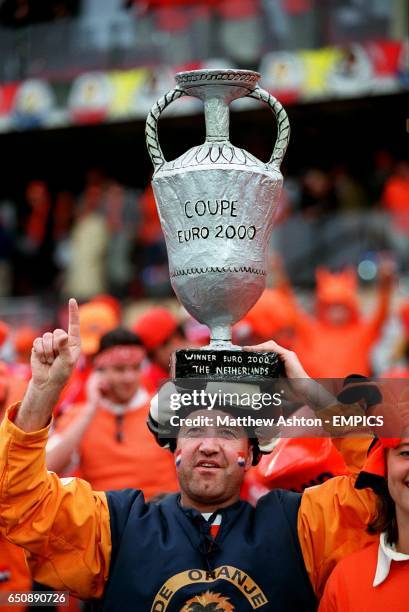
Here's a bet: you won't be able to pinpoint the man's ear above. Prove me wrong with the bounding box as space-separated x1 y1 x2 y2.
245 445 253 471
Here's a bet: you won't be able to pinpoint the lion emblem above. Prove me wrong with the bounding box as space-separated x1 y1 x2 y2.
180 591 235 611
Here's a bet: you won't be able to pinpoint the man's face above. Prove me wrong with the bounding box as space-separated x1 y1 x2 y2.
98 363 141 404
176 410 253 510
387 439 409 520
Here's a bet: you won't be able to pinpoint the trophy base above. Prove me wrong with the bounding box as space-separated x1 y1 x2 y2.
171 348 284 379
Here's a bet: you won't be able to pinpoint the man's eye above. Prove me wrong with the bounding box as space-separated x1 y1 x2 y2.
186 427 203 437
218 429 237 439
399 451 409 457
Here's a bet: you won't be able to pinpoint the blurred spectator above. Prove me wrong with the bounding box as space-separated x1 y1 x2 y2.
234 287 297 348
63 181 109 300
132 306 188 392
382 160 409 273
381 300 409 378
14 180 54 295
290 263 393 377
299 168 339 218
103 180 140 297
92 293 122 321
369 150 394 203
332 165 368 211
47 327 179 497
52 190 75 289
134 184 169 297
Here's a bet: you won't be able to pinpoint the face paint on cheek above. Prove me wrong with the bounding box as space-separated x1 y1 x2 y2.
175 450 182 468
237 452 246 467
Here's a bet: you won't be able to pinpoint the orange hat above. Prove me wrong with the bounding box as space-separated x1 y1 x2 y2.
0 320 9 346
91 294 121 322
79 302 118 356
256 436 348 493
14 326 38 357
316 268 359 316
132 307 178 351
237 289 295 341
354 383 409 492
355 438 401 494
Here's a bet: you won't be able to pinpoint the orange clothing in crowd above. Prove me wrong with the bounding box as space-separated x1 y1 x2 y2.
292 270 391 378
319 541 409 611
54 394 178 497
0 405 378 600
236 287 297 346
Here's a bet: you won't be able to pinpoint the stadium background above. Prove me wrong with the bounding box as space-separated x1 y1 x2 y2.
0 0 408 344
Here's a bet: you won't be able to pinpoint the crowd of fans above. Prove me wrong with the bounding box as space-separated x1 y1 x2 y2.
0 168 169 300
1 152 408 302
1 244 409 606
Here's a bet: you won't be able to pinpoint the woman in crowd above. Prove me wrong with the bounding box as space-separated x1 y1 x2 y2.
319 432 409 611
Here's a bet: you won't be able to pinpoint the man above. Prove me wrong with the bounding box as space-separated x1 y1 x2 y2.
0 300 377 610
46 327 179 496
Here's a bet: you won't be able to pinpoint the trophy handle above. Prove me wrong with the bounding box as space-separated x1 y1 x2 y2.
146 87 186 173
246 87 290 171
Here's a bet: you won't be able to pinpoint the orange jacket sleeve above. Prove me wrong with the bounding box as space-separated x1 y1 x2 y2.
0 404 111 600
297 469 377 599
331 436 373 474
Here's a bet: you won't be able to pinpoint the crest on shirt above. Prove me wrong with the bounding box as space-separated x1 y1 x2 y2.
152 565 268 609
180 591 234 611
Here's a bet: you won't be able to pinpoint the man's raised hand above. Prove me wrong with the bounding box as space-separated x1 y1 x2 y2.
31 298 81 389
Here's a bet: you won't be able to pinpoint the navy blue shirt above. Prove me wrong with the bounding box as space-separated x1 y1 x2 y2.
98 489 317 611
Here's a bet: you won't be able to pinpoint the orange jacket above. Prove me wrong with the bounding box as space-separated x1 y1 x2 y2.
0 537 31 612
0 404 376 601
319 541 409 611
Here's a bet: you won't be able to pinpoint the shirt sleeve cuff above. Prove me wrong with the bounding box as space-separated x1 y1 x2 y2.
3 403 52 443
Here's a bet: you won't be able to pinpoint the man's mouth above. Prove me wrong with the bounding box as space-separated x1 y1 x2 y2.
195 460 221 469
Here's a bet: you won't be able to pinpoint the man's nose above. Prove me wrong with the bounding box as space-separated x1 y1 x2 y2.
198 437 220 454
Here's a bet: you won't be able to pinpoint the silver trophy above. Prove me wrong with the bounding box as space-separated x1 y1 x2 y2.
146 69 290 378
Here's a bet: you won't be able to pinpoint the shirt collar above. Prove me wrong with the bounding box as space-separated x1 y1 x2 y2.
373 532 409 586
99 387 149 414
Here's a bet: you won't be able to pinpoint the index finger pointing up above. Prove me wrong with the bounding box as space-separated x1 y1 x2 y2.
68 298 80 341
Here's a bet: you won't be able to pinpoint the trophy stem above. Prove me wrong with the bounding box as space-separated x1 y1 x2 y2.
204 98 229 142
208 323 239 350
